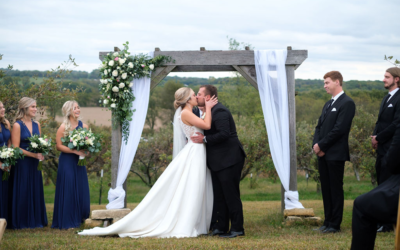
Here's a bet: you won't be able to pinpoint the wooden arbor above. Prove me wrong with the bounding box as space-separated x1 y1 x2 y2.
99 47 308 210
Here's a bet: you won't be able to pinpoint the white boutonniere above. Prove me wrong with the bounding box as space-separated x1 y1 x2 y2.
201 112 206 120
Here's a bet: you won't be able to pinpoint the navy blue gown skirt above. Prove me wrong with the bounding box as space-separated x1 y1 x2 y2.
12 120 48 229
52 121 90 229
0 122 11 227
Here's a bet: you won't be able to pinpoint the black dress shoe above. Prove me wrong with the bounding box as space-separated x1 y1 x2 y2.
377 225 393 233
219 231 245 238
313 225 327 231
322 227 340 233
209 229 225 236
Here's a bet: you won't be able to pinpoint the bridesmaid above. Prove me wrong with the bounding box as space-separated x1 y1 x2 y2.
52 101 90 229
0 101 12 226
11 97 48 229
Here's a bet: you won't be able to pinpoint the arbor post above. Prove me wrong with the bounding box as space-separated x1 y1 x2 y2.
110 46 127 208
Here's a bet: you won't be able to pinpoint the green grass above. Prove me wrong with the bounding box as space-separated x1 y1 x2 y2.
43 173 376 205
1 200 394 249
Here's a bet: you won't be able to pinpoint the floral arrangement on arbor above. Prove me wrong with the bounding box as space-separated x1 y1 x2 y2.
99 41 172 142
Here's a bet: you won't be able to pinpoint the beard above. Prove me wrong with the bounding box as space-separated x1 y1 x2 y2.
197 99 205 107
384 80 395 90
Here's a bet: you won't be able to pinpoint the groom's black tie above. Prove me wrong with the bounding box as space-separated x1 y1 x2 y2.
324 99 334 115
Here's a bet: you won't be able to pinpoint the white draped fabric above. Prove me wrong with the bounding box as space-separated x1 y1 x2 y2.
254 50 304 209
107 51 154 209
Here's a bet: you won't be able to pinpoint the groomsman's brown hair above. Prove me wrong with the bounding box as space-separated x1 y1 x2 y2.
200 85 218 98
386 67 400 86
324 71 343 86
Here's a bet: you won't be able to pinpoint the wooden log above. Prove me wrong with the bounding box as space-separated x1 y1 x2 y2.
171 65 236 72
200 47 205 51
150 66 176 90
232 65 258 90
0 219 6 242
155 47 160 51
395 189 400 249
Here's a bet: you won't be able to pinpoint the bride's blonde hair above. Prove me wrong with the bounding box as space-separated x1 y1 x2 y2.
0 101 9 132
174 87 192 109
62 100 80 135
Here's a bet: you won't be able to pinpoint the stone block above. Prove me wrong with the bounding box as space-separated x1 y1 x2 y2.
112 217 123 224
304 217 322 226
84 219 103 228
0 219 7 242
285 216 303 226
284 208 315 217
91 209 131 220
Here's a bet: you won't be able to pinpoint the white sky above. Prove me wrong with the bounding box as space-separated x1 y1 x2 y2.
0 0 399 81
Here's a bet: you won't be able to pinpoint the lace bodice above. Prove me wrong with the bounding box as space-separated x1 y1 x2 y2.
178 116 203 142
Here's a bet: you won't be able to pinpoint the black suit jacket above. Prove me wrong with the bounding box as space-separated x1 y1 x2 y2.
313 93 356 161
373 89 400 155
200 103 246 171
384 121 400 175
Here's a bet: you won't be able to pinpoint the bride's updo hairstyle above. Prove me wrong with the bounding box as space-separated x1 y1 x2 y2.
62 100 79 135
174 87 192 109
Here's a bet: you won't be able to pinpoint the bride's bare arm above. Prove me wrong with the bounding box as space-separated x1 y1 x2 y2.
181 96 218 130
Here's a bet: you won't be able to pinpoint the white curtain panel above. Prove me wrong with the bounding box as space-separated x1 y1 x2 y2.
107 51 154 209
254 50 304 209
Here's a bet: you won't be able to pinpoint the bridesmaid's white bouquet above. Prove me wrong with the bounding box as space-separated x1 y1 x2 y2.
0 146 24 181
27 134 53 171
61 128 102 166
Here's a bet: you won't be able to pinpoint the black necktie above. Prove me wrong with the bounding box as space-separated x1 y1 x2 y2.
384 94 391 103
324 99 334 114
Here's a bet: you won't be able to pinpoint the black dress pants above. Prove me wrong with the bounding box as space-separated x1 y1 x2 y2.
318 158 345 230
211 157 245 232
351 174 400 250
375 153 392 185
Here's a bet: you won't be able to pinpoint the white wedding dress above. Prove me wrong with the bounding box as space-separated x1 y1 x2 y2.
79 112 213 238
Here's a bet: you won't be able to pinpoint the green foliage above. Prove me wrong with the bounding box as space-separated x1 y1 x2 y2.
99 41 173 143
130 126 173 187
385 55 400 67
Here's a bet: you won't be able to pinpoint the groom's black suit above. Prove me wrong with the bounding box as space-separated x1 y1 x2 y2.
194 103 246 232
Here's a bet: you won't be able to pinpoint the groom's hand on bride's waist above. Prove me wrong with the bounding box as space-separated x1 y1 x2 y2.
191 133 205 144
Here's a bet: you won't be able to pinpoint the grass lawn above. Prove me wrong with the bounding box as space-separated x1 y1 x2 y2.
1 200 395 249
2 173 394 249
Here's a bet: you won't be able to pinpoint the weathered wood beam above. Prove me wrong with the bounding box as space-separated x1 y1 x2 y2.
232 65 258 90
171 65 235 72
100 50 308 68
150 66 176 90
286 65 297 192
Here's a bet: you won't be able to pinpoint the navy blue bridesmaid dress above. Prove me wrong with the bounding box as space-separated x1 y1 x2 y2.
0 123 11 224
12 120 48 229
52 120 90 229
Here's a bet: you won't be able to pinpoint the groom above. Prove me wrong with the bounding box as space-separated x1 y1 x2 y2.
191 85 246 238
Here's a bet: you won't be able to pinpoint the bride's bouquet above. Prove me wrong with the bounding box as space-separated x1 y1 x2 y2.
61 128 102 166
27 134 53 171
0 146 24 181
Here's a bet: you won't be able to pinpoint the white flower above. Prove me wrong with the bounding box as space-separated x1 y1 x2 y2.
128 82 133 87
39 139 47 145
149 64 154 70
73 141 77 147
121 73 127 79
103 99 109 105
117 66 121 70
31 142 38 148
110 103 116 108
108 60 114 66
119 82 125 88
118 58 126 65
85 139 93 146
112 70 118 77
112 86 119 92
113 52 119 56
128 62 133 68
103 70 108 75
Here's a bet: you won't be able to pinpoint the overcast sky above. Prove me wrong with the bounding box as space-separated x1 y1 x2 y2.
1 0 399 81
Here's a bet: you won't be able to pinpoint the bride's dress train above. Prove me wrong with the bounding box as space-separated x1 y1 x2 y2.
79 117 213 238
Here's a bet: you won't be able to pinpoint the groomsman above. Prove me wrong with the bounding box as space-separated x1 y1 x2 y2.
312 71 356 233
371 67 400 233
351 121 400 250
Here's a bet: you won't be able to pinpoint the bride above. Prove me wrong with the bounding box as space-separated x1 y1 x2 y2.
79 87 218 238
